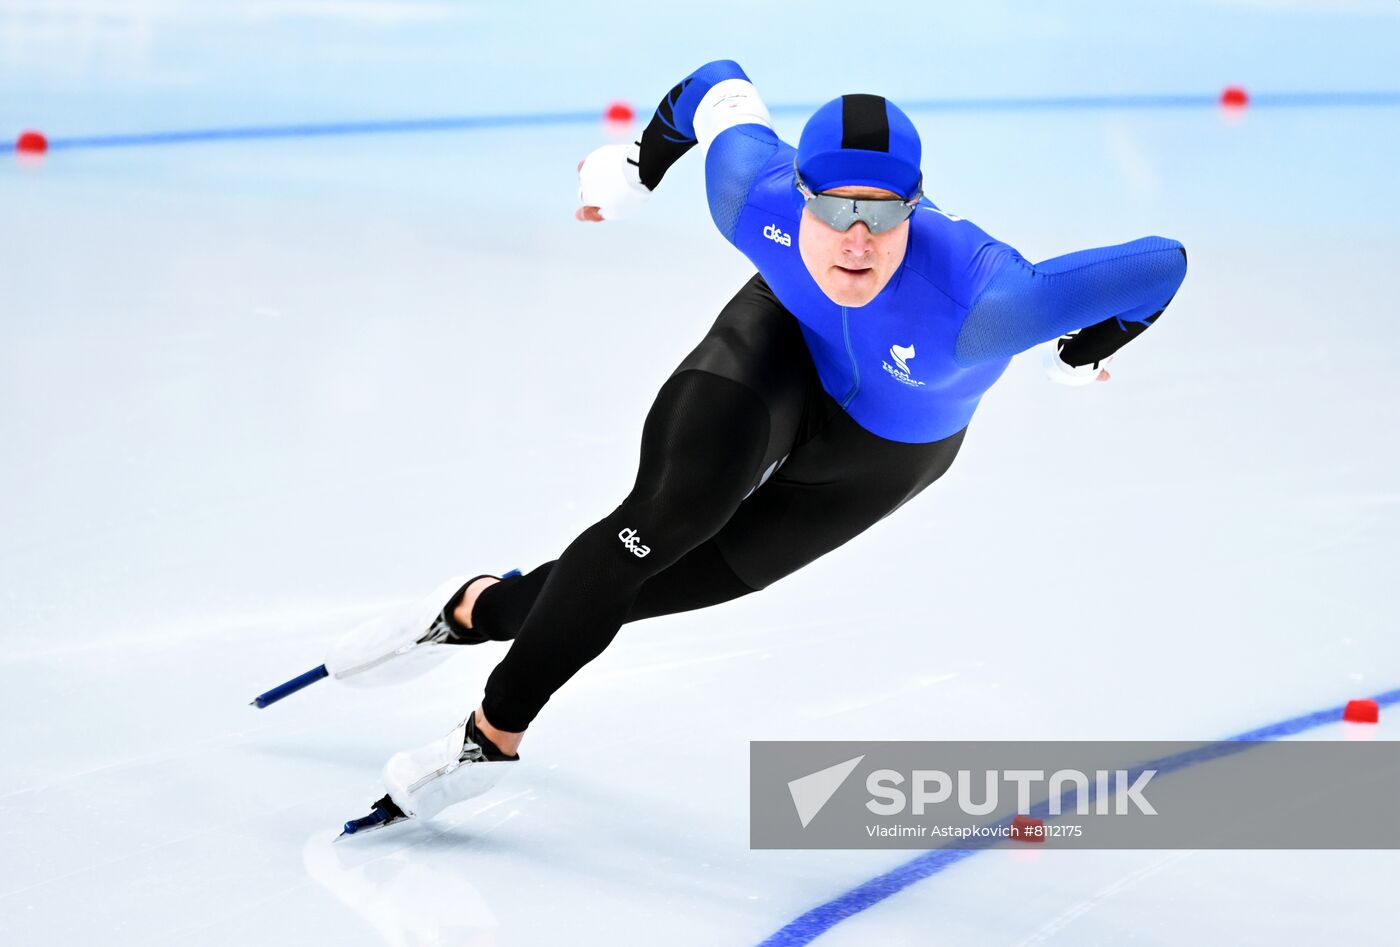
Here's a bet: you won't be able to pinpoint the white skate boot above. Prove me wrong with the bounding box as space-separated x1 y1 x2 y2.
324 573 504 687
339 714 519 837
249 569 519 709
383 712 519 820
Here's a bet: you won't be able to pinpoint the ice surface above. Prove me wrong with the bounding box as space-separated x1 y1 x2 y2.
3 2 1400 944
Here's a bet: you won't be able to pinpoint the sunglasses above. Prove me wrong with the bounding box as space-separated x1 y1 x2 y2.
794 169 923 234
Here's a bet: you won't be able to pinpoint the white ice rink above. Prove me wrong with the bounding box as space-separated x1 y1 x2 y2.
4 1 1400 944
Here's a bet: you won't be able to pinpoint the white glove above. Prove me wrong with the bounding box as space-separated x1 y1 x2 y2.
577 142 651 221
1043 338 1110 386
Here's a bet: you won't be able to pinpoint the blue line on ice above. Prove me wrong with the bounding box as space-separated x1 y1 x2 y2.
7 91 1400 153
756 686 1400 946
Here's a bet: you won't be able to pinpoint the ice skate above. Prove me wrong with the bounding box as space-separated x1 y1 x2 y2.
340 713 519 837
322 574 490 687
250 570 518 708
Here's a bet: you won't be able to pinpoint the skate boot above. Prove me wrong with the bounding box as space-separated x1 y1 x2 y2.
324 573 507 687
382 712 520 821
250 570 520 709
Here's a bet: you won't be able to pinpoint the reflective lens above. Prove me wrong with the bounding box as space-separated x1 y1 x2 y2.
794 170 922 234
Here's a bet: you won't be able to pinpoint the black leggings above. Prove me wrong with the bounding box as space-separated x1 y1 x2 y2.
475 274 967 731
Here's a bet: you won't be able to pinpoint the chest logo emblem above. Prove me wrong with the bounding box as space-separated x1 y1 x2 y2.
883 343 926 388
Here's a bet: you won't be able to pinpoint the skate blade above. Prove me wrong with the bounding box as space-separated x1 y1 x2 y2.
334 813 411 842
249 664 329 708
336 795 410 841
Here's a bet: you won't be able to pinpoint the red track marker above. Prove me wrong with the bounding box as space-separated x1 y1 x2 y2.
1344 699 1379 723
1220 86 1249 108
1010 814 1045 843
16 130 48 154
604 100 635 123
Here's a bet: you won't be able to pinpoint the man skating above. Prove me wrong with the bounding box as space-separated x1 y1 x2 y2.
328 60 1187 831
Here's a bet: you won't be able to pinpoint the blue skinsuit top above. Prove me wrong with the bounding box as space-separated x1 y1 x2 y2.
663 61 1187 444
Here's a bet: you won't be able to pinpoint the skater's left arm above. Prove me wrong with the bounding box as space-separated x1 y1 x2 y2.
954 236 1188 381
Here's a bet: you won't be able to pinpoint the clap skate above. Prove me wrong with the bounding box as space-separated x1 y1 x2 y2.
250 569 519 707
339 712 519 838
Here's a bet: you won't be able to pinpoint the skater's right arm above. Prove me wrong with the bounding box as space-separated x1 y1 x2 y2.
576 60 782 240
